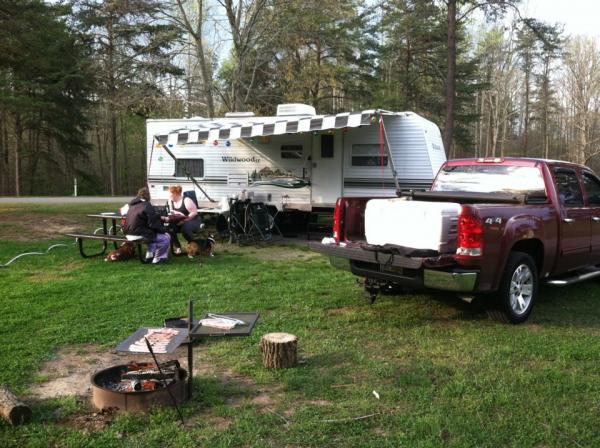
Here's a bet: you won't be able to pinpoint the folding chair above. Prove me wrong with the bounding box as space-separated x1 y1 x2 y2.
227 199 281 245
246 202 282 243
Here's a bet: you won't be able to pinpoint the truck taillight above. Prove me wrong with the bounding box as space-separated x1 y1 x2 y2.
332 198 343 243
456 206 483 259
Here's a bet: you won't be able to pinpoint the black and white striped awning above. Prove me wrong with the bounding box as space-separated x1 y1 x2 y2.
155 110 378 146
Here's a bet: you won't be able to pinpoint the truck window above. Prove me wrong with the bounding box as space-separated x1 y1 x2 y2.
175 159 204 178
431 165 545 195
582 172 600 206
554 169 583 207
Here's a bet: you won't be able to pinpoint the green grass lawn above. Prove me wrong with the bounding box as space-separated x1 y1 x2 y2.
1 203 600 447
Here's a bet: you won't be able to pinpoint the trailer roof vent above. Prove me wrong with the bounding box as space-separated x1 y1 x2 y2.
276 103 316 117
224 111 255 118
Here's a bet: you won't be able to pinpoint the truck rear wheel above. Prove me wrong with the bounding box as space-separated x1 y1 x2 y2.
488 251 538 324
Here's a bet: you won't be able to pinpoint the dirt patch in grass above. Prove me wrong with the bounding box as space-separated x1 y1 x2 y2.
206 416 233 431
29 345 137 399
0 214 84 241
63 407 118 433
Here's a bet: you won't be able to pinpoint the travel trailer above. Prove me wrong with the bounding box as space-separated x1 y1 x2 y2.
147 104 446 212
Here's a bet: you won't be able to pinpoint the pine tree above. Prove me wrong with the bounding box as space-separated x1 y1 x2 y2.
0 0 92 195
72 0 182 195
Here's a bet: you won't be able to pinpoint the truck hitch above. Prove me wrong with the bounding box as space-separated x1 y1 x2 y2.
363 278 381 304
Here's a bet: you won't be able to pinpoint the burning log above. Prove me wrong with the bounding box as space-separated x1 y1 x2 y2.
0 387 31 426
97 360 180 393
121 360 179 381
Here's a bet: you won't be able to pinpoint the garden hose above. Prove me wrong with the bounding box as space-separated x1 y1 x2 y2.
0 243 71 268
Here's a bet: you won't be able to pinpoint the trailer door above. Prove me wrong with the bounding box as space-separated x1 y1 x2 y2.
311 132 342 207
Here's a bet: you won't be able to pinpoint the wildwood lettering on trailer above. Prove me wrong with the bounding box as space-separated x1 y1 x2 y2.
221 156 261 163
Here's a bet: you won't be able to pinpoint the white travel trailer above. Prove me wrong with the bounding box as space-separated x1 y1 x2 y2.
146 104 446 212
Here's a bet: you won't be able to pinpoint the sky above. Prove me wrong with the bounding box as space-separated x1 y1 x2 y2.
522 0 600 38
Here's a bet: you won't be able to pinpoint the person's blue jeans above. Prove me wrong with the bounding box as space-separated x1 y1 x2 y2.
170 218 202 248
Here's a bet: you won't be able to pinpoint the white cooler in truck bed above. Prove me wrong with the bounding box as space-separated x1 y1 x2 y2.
365 198 461 254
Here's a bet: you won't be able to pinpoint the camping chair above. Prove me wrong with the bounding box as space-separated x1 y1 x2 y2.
227 198 281 245
246 202 282 243
227 198 252 244
183 190 199 207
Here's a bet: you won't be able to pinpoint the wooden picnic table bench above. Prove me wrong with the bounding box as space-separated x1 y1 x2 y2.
65 232 151 263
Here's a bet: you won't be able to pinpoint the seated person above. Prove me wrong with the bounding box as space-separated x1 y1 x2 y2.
163 185 202 254
123 187 171 264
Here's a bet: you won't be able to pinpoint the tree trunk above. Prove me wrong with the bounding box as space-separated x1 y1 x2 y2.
193 35 215 118
14 114 22 197
443 0 457 157
28 126 41 195
523 64 530 154
0 108 5 195
107 15 118 195
120 115 130 194
0 387 31 426
260 333 298 369
110 109 118 196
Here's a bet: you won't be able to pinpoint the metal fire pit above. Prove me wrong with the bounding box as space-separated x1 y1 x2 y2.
91 364 187 412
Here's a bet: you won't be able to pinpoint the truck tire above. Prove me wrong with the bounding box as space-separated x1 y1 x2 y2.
488 251 538 324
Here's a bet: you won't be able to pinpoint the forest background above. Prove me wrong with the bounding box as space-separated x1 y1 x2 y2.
1 0 598 196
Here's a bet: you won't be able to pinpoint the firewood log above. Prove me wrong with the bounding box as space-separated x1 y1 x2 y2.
0 387 31 426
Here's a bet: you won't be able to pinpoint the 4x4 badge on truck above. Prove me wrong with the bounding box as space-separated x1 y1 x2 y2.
485 217 502 225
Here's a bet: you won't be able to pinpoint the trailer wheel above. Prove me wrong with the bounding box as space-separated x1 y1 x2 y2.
488 251 538 324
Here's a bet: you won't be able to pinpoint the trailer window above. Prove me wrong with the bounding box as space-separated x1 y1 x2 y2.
351 144 388 167
175 159 204 178
281 145 303 159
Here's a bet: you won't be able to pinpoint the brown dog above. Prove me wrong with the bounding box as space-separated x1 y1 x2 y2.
186 235 216 259
105 242 136 262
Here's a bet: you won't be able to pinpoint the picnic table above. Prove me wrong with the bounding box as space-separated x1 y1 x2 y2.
65 212 151 263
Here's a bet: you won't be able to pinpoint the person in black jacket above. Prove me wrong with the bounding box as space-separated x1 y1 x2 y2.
123 187 171 264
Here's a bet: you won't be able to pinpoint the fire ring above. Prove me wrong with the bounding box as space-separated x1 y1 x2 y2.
91 363 187 412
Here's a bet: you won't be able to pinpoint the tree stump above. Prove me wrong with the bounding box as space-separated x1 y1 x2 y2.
0 387 31 426
260 333 298 369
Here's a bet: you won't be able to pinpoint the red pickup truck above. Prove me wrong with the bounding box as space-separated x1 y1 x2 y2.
310 157 600 323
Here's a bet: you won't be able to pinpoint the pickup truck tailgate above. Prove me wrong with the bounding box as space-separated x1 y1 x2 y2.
309 241 424 269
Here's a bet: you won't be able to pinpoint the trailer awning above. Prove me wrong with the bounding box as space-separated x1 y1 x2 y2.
155 109 380 146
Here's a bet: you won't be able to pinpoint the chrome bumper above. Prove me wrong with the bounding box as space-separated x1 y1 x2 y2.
424 269 477 292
